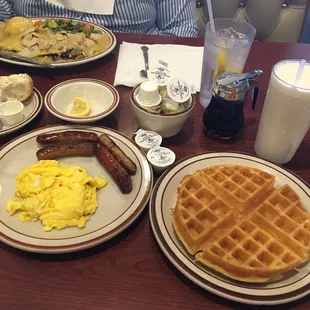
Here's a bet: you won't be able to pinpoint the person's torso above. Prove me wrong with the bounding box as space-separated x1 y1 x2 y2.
12 0 158 34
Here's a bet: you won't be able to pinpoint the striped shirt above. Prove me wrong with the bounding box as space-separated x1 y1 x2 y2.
0 0 198 37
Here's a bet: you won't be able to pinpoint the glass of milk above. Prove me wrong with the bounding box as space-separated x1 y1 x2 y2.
254 60 310 164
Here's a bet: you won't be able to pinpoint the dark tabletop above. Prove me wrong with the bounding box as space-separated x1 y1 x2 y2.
0 33 309 310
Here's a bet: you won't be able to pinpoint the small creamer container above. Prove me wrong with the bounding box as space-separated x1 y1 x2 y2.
147 66 171 87
167 78 191 103
135 80 162 106
0 100 24 125
147 146 176 174
148 66 171 101
134 129 162 153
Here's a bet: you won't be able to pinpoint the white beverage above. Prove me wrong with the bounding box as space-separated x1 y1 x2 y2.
254 60 310 164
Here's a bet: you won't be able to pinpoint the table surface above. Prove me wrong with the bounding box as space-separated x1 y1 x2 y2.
0 33 310 310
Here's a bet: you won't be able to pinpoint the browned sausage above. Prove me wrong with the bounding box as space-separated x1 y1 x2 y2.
36 131 98 145
99 133 137 175
96 145 132 194
36 143 97 160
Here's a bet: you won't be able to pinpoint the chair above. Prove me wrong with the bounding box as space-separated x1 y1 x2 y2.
196 0 308 43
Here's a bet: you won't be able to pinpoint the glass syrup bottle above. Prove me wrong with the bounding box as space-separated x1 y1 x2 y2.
203 70 263 140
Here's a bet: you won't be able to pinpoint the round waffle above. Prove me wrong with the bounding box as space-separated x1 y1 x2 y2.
172 165 310 283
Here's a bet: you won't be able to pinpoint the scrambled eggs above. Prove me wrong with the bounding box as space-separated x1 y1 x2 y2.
6 160 107 232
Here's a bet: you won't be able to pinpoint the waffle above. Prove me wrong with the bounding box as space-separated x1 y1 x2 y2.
251 185 310 262
172 165 309 283
173 174 234 255
196 165 275 213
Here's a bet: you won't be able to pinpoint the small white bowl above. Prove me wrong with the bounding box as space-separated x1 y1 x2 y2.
0 100 24 126
45 79 119 123
131 85 195 138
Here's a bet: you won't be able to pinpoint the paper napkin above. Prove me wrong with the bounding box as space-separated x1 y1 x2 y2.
114 42 204 92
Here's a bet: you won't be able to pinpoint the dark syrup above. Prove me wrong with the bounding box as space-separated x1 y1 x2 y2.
203 95 245 140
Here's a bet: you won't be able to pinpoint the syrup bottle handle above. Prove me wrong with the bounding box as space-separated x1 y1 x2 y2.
249 79 259 111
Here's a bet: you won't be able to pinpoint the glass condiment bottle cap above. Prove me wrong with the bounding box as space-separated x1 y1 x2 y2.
147 67 171 86
214 72 250 101
167 78 191 103
213 70 263 102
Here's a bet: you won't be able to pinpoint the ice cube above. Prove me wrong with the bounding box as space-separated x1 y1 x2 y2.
217 27 247 40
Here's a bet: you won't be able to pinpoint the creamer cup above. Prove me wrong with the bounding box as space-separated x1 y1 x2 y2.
147 146 176 174
0 100 24 125
135 129 162 153
136 80 162 106
147 67 171 87
167 78 191 103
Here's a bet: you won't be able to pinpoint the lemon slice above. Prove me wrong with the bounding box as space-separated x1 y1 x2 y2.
70 97 91 117
212 48 228 80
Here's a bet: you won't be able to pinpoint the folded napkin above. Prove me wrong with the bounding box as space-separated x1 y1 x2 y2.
114 42 204 92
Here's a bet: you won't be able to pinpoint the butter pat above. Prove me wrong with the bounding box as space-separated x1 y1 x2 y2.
147 146 176 174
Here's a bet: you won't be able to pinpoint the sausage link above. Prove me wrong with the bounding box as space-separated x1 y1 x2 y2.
99 133 137 175
96 145 132 194
36 143 97 160
36 131 98 145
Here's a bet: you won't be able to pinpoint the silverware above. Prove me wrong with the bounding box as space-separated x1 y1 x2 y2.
140 46 149 78
0 50 55 68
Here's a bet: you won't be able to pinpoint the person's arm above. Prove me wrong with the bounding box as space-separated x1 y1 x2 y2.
0 0 14 20
155 0 198 37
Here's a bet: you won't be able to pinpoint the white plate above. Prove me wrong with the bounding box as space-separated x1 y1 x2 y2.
0 18 116 68
0 125 153 253
45 79 119 123
149 152 310 305
0 88 43 136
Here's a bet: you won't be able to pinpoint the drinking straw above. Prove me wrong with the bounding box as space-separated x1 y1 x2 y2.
207 0 215 33
294 59 306 87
